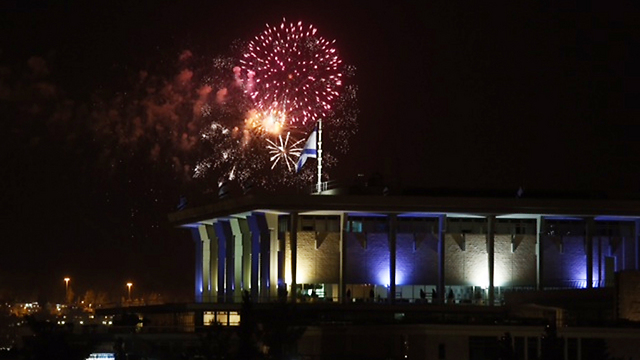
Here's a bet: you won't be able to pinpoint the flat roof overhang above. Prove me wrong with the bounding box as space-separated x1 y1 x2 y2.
169 194 640 227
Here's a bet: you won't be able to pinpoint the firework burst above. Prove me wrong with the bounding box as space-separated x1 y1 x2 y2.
193 20 357 192
240 19 342 128
266 132 303 171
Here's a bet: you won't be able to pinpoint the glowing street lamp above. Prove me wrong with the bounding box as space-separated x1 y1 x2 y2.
126 282 133 301
64 277 70 302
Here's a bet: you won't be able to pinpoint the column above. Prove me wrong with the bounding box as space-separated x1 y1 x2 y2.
290 212 299 302
437 215 446 305
206 224 218 302
247 214 261 301
215 221 235 303
266 213 279 299
586 217 594 289
230 218 244 303
388 214 398 304
258 214 271 301
340 212 348 304
191 227 204 303
487 215 495 306
238 218 252 294
199 225 212 302
635 219 640 270
276 215 287 301
213 222 228 302
536 216 544 291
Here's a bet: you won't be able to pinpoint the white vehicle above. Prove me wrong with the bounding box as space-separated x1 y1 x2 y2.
85 353 115 360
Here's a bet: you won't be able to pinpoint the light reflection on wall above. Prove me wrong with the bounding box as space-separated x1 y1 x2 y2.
284 259 309 285
375 268 405 286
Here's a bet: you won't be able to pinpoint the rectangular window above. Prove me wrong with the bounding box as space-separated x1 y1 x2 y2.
348 220 363 232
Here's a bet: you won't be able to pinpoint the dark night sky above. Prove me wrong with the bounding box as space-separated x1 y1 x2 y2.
2 1 640 301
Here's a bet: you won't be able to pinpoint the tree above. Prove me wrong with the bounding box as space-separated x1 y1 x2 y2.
21 315 96 360
82 290 96 307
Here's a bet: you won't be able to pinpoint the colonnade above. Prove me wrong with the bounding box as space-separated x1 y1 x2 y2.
189 213 640 304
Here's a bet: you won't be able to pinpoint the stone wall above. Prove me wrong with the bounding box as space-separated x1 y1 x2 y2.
285 231 341 284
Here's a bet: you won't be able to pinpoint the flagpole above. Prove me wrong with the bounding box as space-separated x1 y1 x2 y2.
317 119 322 193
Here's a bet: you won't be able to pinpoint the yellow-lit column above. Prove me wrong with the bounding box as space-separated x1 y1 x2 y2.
266 212 279 300
205 224 220 303
199 225 212 302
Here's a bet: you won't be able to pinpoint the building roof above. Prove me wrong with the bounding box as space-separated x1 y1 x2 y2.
169 193 640 226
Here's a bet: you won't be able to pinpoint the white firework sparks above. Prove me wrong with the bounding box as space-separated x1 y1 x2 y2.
266 132 304 171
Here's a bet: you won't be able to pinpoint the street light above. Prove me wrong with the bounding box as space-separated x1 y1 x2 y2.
126 282 133 301
64 277 70 303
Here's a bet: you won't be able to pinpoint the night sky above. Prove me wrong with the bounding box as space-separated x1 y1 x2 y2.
2 1 639 301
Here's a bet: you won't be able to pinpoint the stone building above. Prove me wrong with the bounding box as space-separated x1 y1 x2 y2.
169 193 640 307
119 192 640 359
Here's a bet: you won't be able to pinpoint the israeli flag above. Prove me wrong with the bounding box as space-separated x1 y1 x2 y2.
296 127 317 172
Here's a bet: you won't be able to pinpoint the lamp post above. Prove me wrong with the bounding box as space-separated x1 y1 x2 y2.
126 282 133 302
64 277 70 303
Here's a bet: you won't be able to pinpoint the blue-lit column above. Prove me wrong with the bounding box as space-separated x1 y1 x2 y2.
290 212 299 302
276 215 288 301
214 221 235 303
388 214 398 304
248 213 271 301
487 215 495 306
340 213 348 304
191 227 204 303
437 215 446 305
586 217 594 289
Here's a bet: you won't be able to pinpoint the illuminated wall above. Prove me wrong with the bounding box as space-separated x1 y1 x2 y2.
346 233 389 284
285 231 341 284
494 235 537 287
286 229 537 288
543 235 591 288
345 233 439 285
445 234 487 286
395 233 438 285
443 234 536 287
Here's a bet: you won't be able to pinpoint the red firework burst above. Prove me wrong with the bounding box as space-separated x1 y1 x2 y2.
240 19 342 127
